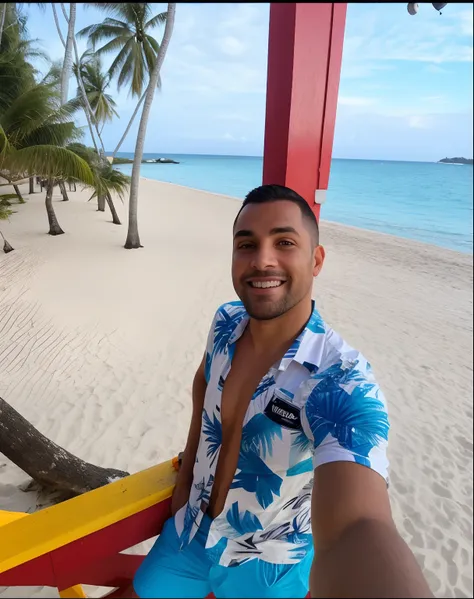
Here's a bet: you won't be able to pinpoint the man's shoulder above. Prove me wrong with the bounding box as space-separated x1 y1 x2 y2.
305 322 377 386
212 301 247 324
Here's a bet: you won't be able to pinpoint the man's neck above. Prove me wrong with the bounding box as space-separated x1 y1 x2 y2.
247 296 313 356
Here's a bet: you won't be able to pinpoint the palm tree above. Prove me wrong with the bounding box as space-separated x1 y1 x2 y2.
0 85 94 235
66 142 129 225
78 3 167 98
0 4 43 113
125 3 176 249
73 51 118 134
51 9 122 221
78 3 168 159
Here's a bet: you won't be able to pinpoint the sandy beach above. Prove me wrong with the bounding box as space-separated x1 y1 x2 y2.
0 179 472 598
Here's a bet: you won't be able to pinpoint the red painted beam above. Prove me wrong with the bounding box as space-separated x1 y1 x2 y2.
53 499 171 591
263 3 347 220
0 498 171 590
0 552 56 587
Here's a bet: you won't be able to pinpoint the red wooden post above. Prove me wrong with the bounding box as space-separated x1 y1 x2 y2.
262 3 347 220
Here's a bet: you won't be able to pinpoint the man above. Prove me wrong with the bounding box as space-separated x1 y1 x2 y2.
133 185 432 598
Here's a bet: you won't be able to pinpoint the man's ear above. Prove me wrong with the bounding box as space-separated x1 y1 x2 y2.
313 245 325 277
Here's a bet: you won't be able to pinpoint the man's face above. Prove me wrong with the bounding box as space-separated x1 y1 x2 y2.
232 200 325 321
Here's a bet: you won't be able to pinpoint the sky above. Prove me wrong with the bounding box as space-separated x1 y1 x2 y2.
25 2 473 162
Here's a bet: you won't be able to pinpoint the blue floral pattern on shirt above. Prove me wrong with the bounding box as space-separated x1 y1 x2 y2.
174 301 390 567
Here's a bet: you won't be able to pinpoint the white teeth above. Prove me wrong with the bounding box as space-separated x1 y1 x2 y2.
251 280 283 288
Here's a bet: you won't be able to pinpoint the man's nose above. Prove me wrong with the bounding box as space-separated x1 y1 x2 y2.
250 244 278 271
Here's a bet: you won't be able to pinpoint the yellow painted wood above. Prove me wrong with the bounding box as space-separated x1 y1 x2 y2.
0 511 28 526
0 459 177 575
58 584 87 598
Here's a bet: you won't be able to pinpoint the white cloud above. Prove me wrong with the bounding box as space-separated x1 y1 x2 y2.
181 44 205 59
425 64 448 74
452 9 473 37
408 115 433 129
217 36 246 57
344 4 473 65
219 3 265 33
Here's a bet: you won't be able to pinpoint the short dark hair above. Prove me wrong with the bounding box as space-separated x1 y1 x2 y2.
234 184 319 245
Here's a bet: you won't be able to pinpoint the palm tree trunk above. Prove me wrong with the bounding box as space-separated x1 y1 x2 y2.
13 184 24 203
106 191 121 225
0 3 7 48
29 176 35 194
58 3 99 154
97 194 105 211
51 3 66 48
0 396 128 495
60 3 76 105
59 180 69 201
60 4 122 228
125 3 176 249
112 91 146 159
0 229 14 253
45 179 64 236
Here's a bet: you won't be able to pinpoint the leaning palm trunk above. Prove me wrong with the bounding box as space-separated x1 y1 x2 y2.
60 3 76 105
0 229 14 253
106 191 121 225
51 4 66 47
97 194 105 211
45 179 64 236
0 396 128 495
112 91 146 159
59 180 69 201
124 3 176 249
13 184 24 203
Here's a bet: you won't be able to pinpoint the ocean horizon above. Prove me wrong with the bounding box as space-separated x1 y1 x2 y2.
113 153 473 254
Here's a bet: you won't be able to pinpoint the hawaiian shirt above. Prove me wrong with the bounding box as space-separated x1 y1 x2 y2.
174 301 390 567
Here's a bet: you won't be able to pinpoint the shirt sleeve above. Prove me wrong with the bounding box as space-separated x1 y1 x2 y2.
300 357 390 482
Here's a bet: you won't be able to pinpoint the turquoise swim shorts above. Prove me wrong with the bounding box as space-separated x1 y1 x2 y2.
133 514 312 598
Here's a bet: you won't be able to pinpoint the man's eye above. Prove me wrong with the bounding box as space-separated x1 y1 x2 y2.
238 242 254 250
278 240 294 246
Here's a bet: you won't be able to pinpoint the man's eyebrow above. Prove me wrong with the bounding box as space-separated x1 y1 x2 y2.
270 226 299 236
233 226 300 239
234 229 253 238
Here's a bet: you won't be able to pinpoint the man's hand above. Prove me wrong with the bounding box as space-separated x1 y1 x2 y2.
310 462 433 598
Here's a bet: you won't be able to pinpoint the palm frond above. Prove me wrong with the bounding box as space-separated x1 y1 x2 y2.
107 37 133 80
20 122 82 148
96 34 133 57
4 146 95 185
145 12 168 30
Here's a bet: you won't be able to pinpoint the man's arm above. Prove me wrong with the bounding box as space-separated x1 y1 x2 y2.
310 462 432 598
170 354 207 516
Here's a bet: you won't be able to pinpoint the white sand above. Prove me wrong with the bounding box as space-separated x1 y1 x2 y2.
0 180 472 598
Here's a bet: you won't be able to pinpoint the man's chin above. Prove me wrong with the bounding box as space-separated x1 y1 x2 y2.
242 298 288 321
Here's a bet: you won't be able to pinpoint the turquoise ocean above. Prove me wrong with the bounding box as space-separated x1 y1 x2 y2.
114 154 473 254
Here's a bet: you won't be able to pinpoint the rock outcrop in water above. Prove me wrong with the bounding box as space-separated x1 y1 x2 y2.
438 157 473 165
112 157 179 165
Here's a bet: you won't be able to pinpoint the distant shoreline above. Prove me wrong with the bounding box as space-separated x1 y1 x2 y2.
111 152 473 164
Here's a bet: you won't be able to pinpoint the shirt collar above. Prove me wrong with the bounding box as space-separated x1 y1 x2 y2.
227 300 326 373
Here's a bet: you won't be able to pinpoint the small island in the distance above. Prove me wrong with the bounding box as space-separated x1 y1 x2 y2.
438 157 473 165
111 157 179 165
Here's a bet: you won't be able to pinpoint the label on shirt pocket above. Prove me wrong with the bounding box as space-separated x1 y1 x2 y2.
264 395 302 430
